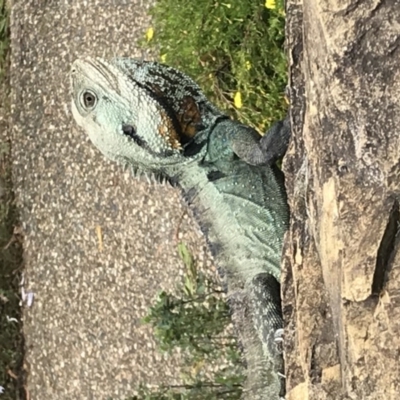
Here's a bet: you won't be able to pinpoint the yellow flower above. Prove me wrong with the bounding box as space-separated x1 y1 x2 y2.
234 91 243 109
146 27 154 42
160 54 167 63
245 61 251 71
265 0 276 9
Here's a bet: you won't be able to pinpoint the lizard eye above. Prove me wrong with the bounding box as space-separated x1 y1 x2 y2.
81 90 97 109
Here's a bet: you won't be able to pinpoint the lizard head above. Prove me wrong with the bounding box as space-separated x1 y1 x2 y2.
70 57 221 178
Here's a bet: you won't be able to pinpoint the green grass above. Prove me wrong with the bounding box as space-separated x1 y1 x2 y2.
144 0 287 133
0 1 26 399
131 244 244 400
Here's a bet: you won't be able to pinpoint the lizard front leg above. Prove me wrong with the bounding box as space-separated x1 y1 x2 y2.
258 115 291 165
207 117 290 166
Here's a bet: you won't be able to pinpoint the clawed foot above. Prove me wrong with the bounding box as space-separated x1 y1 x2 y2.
275 328 286 381
274 328 284 343
274 328 285 355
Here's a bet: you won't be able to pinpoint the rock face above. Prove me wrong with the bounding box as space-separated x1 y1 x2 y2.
283 1 400 399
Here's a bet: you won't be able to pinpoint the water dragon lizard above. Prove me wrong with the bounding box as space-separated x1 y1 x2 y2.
70 57 290 399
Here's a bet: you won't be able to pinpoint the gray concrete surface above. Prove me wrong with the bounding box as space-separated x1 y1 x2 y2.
9 1 214 399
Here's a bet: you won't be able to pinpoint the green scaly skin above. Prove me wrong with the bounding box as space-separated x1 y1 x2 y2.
70 57 290 399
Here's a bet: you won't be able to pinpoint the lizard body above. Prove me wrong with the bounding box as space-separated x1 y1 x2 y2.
70 58 290 399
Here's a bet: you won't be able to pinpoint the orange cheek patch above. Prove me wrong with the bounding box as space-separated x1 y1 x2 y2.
158 110 182 150
177 96 201 142
156 96 202 150
150 81 201 150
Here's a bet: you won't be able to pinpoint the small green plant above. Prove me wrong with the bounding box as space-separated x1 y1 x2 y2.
138 243 244 400
143 243 232 358
144 0 287 133
130 376 243 399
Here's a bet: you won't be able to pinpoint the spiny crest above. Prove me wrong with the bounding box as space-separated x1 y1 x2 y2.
129 164 174 186
120 162 171 186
